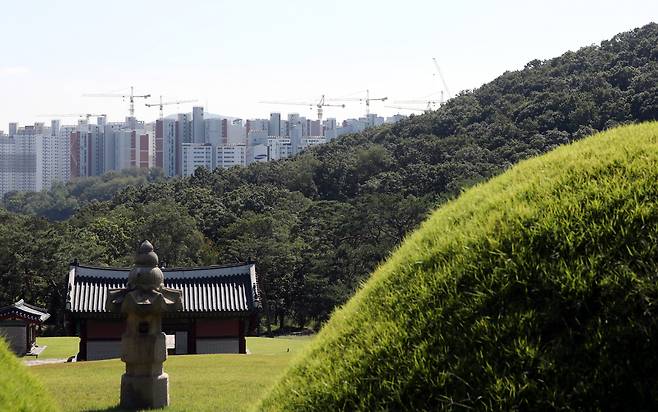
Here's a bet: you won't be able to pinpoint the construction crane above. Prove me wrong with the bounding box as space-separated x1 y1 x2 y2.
259 94 345 121
83 86 151 118
145 96 198 119
432 58 451 102
392 97 442 111
328 90 388 116
384 105 428 113
37 113 107 122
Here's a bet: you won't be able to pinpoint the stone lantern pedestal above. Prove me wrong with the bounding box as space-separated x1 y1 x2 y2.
106 240 182 409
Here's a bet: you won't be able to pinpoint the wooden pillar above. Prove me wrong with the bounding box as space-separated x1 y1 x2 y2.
188 319 196 354
29 324 35 349
238 319 246 354
78 319 87 361
25 323 30 354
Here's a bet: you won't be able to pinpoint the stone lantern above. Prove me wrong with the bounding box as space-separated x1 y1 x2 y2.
106 240 183 409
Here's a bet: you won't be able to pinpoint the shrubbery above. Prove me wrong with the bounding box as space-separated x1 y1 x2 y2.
0 339 58 411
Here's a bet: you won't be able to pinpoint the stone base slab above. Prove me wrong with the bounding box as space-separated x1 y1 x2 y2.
120 372 169 409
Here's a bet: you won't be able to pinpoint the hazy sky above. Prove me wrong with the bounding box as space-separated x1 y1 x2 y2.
1 0 657 130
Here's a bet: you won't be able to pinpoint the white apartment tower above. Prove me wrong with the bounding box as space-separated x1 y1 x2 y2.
0 135 42 196
246 130 268 164
181 143 213 176
269 113 281 137
177 113 192 143
215 145 246 169
155 118 177 177
192 107 205 143
324 118 337 140
204 118 222 146
41 134 70 189
226 119 246 145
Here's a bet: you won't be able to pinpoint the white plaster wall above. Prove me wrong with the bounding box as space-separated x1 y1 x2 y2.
0 325 26 355
87 340 121 360
175 332 188 355
196 338 239 354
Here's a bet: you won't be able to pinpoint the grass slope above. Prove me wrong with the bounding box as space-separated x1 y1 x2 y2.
0 339 58 412
258 122 658 411
31 336 312 411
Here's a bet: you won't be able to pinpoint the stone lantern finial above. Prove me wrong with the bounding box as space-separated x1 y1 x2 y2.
136 240 158 266
105 240 183 409
126 240 165 294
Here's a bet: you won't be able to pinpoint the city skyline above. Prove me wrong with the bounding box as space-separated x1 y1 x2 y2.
1 103 406 196
1 0 657 130
4 105 406 132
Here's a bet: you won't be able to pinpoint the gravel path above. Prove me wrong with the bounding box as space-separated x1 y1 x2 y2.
23 358 68 366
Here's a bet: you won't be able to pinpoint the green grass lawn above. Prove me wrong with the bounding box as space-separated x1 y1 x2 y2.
30 336 312 411
246 335 312 354
35 336 79 359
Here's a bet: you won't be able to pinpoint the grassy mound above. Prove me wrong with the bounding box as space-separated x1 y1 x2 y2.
0 339 58 412
258 122 658 411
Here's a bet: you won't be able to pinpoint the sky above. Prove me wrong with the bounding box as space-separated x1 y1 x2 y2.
1 0 657 130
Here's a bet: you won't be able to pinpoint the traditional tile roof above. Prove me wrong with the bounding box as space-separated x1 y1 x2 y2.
0 299 50 323
66 263 259 314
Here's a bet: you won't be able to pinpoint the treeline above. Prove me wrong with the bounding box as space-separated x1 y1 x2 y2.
2 168 165 220
1 23 657 332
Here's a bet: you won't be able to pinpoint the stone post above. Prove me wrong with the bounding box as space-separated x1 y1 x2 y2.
106 240 182 409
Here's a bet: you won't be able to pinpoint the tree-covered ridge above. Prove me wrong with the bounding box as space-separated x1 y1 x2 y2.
0 23 656 332
2 168 165 220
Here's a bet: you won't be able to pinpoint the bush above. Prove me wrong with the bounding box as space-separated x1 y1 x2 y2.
0 338 58 411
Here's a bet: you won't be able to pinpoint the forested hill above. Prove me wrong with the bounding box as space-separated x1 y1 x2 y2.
1 23 657 331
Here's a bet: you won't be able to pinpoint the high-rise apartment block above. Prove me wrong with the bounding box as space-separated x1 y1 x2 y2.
155 118 177 177
192 106 205 143
269 113 281 137
1 108 406 194
0 135 41 195
216 145 247 169
181 143 213 176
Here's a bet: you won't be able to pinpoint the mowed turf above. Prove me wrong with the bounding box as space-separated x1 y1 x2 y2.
30 336 312 411
259 123 658 411
35 336 79 359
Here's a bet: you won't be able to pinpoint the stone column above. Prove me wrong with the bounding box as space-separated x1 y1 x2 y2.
106 240 182 409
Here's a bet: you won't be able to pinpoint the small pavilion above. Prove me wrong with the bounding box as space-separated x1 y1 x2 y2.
0 300 50 356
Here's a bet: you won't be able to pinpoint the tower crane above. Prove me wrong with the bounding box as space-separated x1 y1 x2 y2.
259 94 345 121
83 86 151 118
37 113 107 122
384 105 428 113
328 89 388 116
145 96 198 119
432 58 451 102
392 95 442 111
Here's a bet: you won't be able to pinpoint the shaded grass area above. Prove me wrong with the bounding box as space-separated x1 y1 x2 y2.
258 123 658 411
30 336 312 412
0 339 59 412
35 336 79 359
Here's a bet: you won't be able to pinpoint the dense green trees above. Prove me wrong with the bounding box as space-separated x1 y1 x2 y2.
2 168 165 220
1 23 657 332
